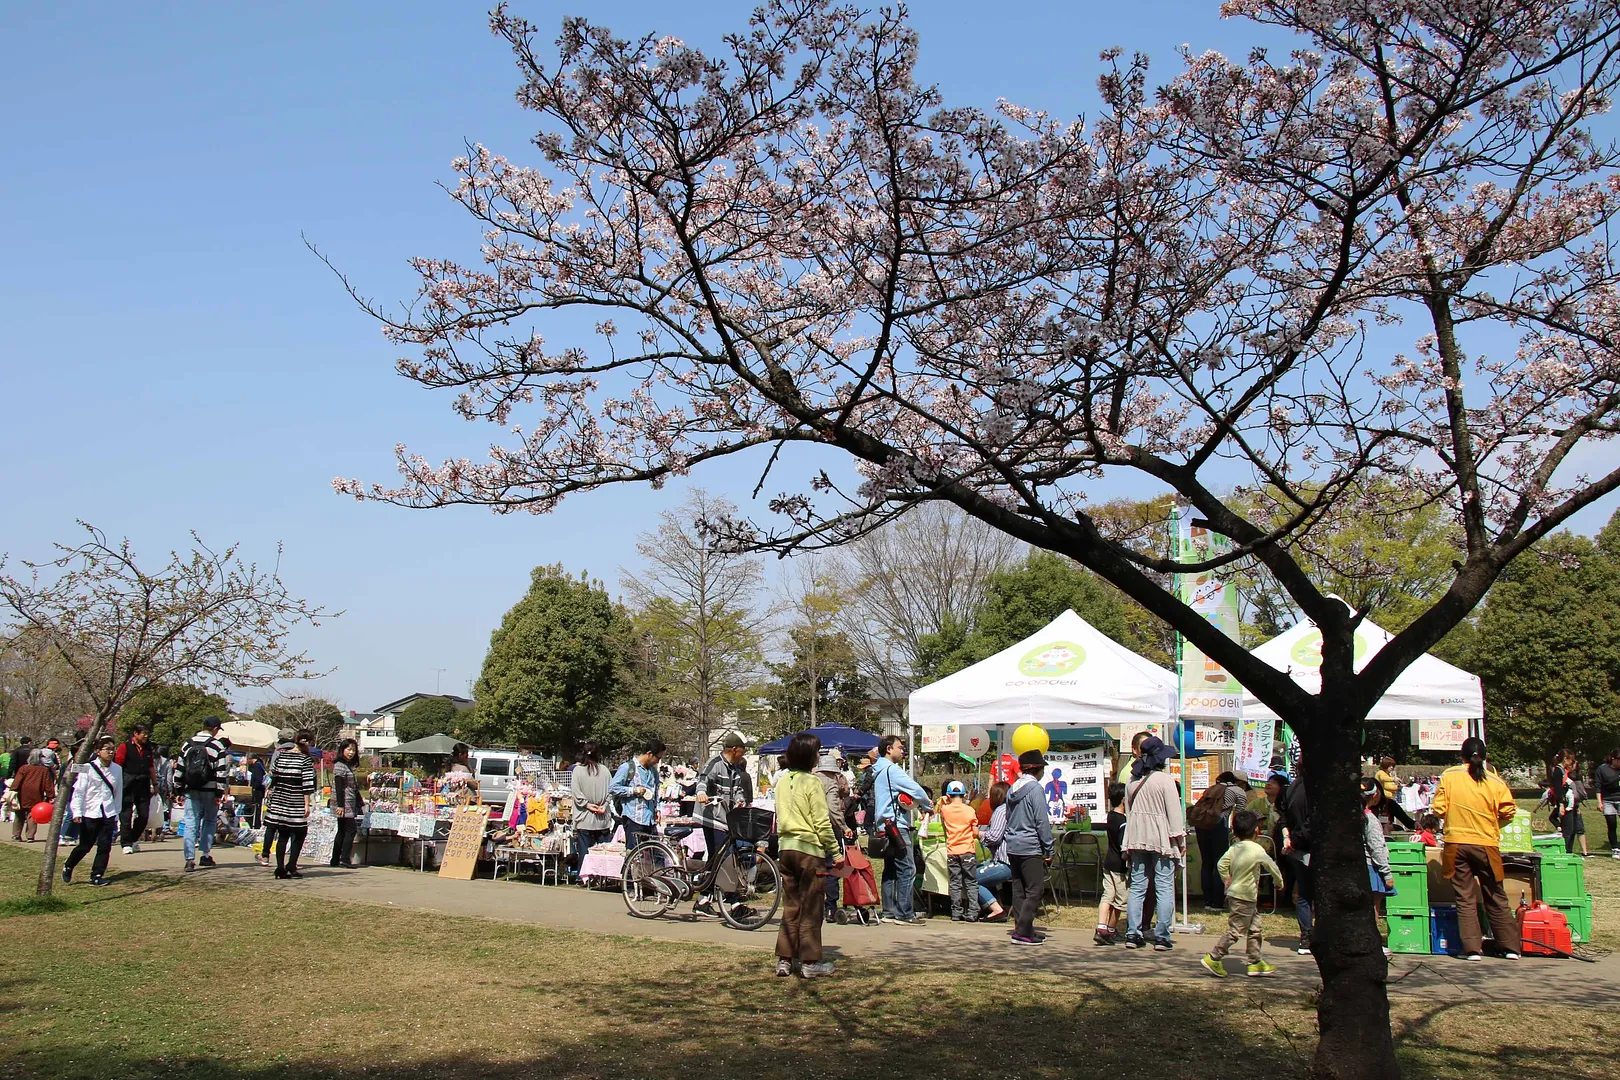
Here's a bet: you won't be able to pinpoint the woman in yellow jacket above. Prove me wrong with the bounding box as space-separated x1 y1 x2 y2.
774 732 844 979
1430 737 1522 961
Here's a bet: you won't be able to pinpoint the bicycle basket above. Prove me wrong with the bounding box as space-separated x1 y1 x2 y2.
727 807 775 842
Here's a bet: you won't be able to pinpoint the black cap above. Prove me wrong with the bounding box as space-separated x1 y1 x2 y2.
202 716 222 730
1018 749 1047 769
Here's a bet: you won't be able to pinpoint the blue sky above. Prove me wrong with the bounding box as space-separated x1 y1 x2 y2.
2 2 1615 713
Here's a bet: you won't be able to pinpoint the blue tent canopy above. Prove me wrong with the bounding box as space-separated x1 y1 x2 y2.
757 722 881 755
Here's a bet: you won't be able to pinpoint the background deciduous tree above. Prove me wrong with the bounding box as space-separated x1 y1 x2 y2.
336 4 1620 1074
251 695 346 749
0 628 93 746
0 524 329 896
832 502 1021 703
620 489 767 759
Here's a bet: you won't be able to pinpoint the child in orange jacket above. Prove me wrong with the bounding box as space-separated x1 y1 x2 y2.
938 781 981 921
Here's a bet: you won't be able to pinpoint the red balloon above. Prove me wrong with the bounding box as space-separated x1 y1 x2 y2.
29 801 54 825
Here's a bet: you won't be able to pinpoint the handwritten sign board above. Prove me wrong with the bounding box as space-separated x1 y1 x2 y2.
437 806 489 880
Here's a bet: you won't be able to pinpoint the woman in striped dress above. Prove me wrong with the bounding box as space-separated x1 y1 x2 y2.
264 729 316 879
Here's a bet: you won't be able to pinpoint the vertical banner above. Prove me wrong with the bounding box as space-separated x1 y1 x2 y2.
1234 712 1276 784
1174 513 1244 720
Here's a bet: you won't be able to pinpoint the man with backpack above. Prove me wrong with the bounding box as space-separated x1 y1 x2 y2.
179 716 228 872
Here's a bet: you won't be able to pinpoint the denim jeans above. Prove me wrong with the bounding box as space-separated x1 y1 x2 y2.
879 826 916 918
1127 850 1176 941
976 859 1012 908
621 819 657 851
182 793 218 862
1287 852 1314 936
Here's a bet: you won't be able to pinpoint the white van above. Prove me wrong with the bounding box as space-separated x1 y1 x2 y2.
470 749 524 805
469 749 554 805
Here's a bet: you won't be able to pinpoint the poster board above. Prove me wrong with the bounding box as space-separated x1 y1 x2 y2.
1234 712 1276 783
437 806 488 880
1167 758 1212 803
1193 720 1237 751
1418 717 1467 751
920 724 959 753
304 814 338 865
1040 748 1110 820
396 813 422 840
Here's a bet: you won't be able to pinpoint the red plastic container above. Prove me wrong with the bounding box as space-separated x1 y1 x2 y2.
1519 901 1573 958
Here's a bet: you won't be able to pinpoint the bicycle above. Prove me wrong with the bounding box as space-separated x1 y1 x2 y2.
621 807 783 931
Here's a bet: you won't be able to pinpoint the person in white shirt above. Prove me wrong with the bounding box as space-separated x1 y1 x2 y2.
62 736 123 887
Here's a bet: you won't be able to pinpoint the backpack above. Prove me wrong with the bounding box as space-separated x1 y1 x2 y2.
1187 782 1226 831
181 739 215 792
853 765 875 813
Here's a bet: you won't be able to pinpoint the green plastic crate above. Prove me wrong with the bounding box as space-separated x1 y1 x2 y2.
1386 841 1426 865
1550 898 1592 944
1539 854 1586 902
1387 912 1430 954
1532 835 1565 856
1386 866 1429 914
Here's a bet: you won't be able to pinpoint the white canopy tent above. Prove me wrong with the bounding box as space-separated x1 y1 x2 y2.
1240 618 1484 741
908 609 1177 730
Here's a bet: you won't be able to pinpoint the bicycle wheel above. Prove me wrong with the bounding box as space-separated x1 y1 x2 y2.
721 848 783 931
622 840 680 919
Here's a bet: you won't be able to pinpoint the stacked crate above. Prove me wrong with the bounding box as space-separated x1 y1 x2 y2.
1385 841 1431 953
1538 854 1592 944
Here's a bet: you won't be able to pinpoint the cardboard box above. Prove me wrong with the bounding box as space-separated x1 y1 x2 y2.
1426 847 1455 905
1502 867 1534 911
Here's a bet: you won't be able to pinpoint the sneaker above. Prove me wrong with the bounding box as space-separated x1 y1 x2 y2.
184 860 197 873
198 855 216 868
775 959 794 977
1382 947 1393 958
1094 929 1116 947
1502 952 1520 961
61 865 72 884
724 903 755 922
1610 849 1619 860
1246 960 1277 977
1010 934 1044 946
1296 934 1312 955
1123 934 1145 950
122 846 135 855
1153 936 1173 952
1200 955 1228 978
256 856 271 867
1463 953 1483 962
799 961 835 978
88 876 111 887
693 898 721 919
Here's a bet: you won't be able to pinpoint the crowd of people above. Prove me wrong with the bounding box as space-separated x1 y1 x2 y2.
0 716 368 883
0 720 1568 979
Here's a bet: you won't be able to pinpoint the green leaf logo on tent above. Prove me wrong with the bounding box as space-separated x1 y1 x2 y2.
1017 641 1086 677
1289 629 1370 669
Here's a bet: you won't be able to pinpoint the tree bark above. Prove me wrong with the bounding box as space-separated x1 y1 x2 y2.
36 712 112 897
1298 700 1399 1080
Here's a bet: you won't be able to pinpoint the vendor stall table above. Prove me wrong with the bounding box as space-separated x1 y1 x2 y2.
493 846 563 884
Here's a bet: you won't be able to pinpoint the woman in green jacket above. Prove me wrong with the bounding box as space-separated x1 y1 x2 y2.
774 732 843 978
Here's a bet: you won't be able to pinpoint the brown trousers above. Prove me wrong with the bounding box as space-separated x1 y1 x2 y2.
1450 844 1522 955
775 849 826 964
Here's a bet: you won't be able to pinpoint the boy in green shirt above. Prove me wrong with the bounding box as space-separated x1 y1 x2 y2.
1201 809 1284 978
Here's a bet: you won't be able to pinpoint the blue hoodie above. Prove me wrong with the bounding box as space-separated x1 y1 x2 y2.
1003 775 1054 857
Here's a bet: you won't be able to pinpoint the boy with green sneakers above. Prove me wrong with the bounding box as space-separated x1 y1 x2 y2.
1201 809 1284 979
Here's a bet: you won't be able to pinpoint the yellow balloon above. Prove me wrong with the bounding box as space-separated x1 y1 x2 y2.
1011 723 1051 756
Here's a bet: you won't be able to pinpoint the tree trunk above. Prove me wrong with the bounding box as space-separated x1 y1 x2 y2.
1298 703 1400 1080
36 712 112 897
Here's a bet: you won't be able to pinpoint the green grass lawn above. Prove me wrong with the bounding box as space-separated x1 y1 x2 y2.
0 847 1614 1080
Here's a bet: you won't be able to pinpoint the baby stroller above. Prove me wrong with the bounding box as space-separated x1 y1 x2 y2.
838 843 880 926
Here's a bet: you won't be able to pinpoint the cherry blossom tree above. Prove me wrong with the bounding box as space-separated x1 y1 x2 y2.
332 3 1620 1075
0 525 332 896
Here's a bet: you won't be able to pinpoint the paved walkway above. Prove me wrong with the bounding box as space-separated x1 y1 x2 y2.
20 837 1617 1002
